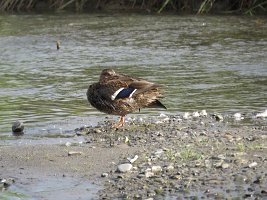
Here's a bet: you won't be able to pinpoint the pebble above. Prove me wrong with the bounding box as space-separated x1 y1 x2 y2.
166 165 174 172
234 113 243 120
193 111 200 117
200 110 208 117
93 128 102 133
65 142 72 147
101 173 109 177
217 154 226 160
222 163 230 169
68 151 83 156
0 178 15 188
145 171 154 178
127 155 138 163
124 136 129 143
214 160 224 168
151 166 162 173
248 162 258 168
183 112 190 119
256 109 267 118
117 163 133 173
214 114 223 121
159 113 167 117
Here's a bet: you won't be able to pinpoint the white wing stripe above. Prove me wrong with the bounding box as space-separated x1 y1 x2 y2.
129 89 137 98
111 88 125 100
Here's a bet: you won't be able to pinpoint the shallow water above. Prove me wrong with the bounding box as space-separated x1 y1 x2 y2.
0 14 266 135
1 176 99 200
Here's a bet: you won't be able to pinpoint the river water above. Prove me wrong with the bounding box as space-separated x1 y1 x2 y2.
0 14 266 135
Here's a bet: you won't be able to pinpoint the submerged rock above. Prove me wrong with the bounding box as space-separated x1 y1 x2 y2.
12 120 24 133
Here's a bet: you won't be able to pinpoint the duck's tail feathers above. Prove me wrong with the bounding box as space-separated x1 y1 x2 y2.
149 99 167 109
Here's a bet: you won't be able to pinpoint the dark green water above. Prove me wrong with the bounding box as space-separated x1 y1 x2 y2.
0 14 266 135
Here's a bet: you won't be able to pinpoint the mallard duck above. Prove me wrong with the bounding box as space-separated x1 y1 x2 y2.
86 69 166 128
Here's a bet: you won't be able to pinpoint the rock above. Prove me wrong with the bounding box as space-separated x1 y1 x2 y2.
222 163 230 169
200 110 208 117
145 171 154 178
214 114 223 121
65 142 72 147
166 165 174 172
256 109 267 118
151 166 162 173
154 149 164 156
127 155 138 163
0 178 15 188
68 151 83 156
101 173 109 177
234 113 243 120
159 113 167 117
124 136 129 143
217 154 226 160
171 175 182 180
12 120 24 133
183 112 190 119
117 163 133 173
214 160 224 168
248 162 257 168
93 128 102 133
192 111 200 117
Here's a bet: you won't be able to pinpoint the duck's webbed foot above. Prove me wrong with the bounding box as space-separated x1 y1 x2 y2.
112 116 125 129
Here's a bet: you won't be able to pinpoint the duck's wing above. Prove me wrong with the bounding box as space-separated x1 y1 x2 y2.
107 74 162 100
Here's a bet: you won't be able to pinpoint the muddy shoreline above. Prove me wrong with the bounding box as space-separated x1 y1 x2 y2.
1 112 267 199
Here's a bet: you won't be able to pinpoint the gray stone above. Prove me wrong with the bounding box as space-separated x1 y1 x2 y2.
117 163 133 173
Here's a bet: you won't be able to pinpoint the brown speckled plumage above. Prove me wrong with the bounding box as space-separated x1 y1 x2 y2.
86 69 166 128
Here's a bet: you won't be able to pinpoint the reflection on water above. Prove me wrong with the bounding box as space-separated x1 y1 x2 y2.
0 14 266 134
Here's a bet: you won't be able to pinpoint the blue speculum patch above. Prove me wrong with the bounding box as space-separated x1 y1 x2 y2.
115 87 136 99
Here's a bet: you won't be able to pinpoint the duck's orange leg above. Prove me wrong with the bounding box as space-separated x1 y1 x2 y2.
112 116 125 128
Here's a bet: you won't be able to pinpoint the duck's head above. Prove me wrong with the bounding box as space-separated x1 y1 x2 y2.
100 69 116 80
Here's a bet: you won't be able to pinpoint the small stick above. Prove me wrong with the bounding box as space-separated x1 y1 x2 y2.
56 41 60 50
